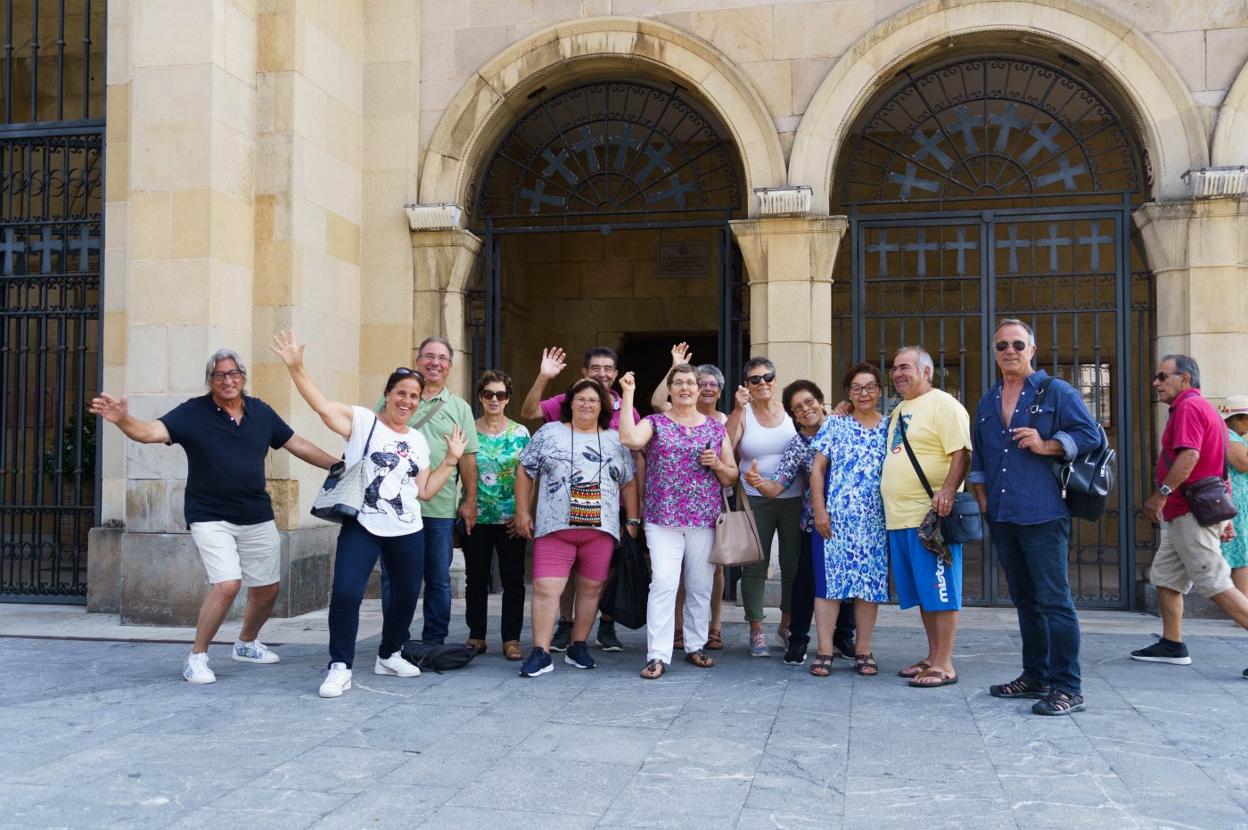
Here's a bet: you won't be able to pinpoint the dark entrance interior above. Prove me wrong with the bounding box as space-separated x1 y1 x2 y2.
618 333 719 412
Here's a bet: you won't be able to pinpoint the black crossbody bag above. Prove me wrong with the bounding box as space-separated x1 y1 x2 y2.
898 417 983 548
1029 377 1116 522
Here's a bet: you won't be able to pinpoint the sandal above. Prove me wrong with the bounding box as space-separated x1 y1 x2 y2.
685 650 714 668
809 654 834 677
909 667 958 688
673 633 684 651
705 628 724 650
502 640 523 661
640 659 666 680
466 638 487 655
853 653 878 676
897 660 931 678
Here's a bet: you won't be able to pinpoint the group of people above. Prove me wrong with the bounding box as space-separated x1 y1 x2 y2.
88 320 1248 714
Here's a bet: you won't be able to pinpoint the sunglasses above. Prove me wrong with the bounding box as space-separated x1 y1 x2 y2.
479 390 509 401
1154 371 1182 383
746 372 776 386
994 340 1028 352
393 366 425 383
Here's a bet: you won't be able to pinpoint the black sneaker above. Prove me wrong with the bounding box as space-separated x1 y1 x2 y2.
550 619 573 652
1130 637 1192 665
1032 689 1086 716
783 637 808 666
564 641 596 670
519 647 553 677
596 620 623 652
833 634 855 659
989 675 1050 699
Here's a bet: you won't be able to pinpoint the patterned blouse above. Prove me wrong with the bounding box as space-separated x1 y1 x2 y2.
641 413 728 529
471 420 530 525
770 422 827 532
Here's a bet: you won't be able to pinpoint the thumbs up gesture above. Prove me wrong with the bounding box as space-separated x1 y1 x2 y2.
743 459 763 489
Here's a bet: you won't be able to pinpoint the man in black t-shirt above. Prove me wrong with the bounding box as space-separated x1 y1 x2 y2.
91 348 336 684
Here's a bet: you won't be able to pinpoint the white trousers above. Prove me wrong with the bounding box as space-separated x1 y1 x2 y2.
644 524 716 664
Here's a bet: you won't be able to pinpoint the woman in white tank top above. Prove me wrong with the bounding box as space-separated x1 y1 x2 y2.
727 357 803 658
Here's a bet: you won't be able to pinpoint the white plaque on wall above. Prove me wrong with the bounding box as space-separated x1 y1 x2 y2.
656 242 709 278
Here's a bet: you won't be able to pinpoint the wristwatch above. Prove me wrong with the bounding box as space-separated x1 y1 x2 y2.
625 518 642 527
1158 484 1173 497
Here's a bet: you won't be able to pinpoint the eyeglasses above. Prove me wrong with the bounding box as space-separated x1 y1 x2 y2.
790 399 821 413
849 383 879 396
1154 371 1182 383
746 372 776 385
670 380 699 389
994 340 1028 353
418 352 451 365
697 380 720 390
479 390 509 401
210 370 243 382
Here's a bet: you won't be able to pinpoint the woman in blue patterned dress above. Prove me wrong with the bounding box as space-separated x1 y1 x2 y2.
808 363 888 677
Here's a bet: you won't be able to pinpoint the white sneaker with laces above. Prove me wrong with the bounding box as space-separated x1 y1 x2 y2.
374 652 421 678
183 651 216 684
319 663 352 698
232 639 280 664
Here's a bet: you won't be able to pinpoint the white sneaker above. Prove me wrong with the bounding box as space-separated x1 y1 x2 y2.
232 639 280 664
319 663 352 698
183 651 216 684
374 652 421 678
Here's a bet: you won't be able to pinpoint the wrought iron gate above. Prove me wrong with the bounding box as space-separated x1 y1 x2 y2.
1 0 104 601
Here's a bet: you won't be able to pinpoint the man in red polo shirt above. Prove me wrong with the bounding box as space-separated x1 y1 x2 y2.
1132 355 1248 677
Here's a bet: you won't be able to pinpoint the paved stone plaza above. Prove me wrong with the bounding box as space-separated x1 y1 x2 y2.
3 605 1248 830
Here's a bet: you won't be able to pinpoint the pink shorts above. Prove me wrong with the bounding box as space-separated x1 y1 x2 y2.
532 528 616 582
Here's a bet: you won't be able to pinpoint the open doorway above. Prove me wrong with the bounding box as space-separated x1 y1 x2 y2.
617 334 719 416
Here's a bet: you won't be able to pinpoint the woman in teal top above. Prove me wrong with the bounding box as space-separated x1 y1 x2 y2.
462 370 530 660
1221 396 1248 597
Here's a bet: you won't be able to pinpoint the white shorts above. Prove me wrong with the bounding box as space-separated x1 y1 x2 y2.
189 520 281 587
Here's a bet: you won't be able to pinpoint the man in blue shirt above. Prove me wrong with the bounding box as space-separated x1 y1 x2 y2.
969 320 1102 716
91 349 337 685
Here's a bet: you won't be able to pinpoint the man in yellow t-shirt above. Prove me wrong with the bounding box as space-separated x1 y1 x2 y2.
880 346 972 689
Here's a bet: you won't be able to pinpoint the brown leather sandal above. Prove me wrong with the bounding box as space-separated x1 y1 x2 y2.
640 659 666 679
809 654 834 677
853 653 878 676
898 660 930 678
684 650 714 668
705 628 724 650
502 640 523 661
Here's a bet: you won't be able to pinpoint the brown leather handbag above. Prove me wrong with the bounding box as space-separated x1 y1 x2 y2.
710 487 765 566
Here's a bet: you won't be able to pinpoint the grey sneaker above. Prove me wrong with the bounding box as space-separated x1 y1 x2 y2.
596 620 623 652
1032 690 1086 716
550 619 572 653
749 628 769 658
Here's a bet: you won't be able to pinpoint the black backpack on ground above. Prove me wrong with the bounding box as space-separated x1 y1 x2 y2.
400 640 476 672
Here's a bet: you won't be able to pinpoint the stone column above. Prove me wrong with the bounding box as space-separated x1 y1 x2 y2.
1134 194 1248 401
729 216 849 389
410 227 484 398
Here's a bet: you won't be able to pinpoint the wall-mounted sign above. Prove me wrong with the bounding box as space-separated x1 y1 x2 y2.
656 242 709 278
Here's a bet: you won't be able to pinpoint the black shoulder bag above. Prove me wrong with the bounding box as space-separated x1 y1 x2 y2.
1161 447 1237 527
898 416 982 555
1029 378 1117 522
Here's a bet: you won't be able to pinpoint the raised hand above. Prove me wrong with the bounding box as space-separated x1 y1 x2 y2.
444 425 467 463
89 393 128 424
743 459 763 488
670 341 692 366
269 330 305 368
734 384 751 409
618 371 636 394
538 347 567 380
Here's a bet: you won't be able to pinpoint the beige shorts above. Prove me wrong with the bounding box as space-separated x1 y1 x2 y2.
189 520 281 587
1150 512 1233 598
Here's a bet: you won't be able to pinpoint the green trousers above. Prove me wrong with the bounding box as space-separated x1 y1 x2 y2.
741 495 803 622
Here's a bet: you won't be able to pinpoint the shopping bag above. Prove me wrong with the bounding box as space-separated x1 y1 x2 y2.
599 530 650 630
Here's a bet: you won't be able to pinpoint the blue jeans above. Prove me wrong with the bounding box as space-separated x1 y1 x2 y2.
381 516 454 644
329 519 423 668
989 518 1081 695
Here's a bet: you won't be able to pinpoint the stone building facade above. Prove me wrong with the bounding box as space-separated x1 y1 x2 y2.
2 0 1245 621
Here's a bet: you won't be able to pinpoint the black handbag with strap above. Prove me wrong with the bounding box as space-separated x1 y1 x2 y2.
1029 377 1117 522
898 416 983 548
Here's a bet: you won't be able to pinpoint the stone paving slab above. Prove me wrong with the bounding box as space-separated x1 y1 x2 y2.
2 614 1248 829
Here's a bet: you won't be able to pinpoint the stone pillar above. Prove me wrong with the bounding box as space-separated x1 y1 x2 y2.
410 228 484 398
1134 196 1248 401
729 216 849 389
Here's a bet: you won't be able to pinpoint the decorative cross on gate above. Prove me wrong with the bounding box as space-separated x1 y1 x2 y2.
1077 221 1112 270
903 228 940 277
1034 223 1071 272
68 225 100 273
0 227 23 275
866 231 901 276
29 226 63 274
995 224 1030 273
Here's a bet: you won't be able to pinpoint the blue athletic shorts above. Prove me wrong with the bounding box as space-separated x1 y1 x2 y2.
888 528 962 611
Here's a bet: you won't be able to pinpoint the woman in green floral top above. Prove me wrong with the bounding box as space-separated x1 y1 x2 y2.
462 370 530 660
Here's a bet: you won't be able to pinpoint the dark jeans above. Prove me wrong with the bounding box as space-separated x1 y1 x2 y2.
464 523 526 642
380 516 454 644
989 518 1081 695
329 519 423 669
788 529 855 648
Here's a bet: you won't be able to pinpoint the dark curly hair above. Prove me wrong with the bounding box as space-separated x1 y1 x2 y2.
384 367 424 396
842 361 882 393
475 369 513 400
559 378 613 430
782 379 824 430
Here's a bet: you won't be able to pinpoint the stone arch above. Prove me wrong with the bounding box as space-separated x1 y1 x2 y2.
1212 58 1248 167
417 17 786 218
789 0 1209 209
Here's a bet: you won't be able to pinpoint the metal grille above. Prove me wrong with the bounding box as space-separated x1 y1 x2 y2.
832 55 1151 609
473 80 742 226
0 0 104 602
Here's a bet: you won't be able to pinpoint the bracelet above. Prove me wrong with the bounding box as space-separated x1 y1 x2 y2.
625 518 642 527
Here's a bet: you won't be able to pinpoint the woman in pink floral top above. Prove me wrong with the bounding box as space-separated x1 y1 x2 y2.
619 365 738 680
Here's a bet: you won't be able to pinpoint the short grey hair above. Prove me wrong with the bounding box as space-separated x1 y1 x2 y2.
743 356 775 378
1162 353 1200 389
994 318 1036 347
696 364 725 389
205 348 247 388
895 345 934 376
417 336 453 361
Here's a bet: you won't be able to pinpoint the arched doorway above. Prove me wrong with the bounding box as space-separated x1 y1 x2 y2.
466 78 749 407
829 54 1154 609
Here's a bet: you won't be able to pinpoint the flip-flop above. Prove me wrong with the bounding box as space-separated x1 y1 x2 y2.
898 660 930 678
909 667 958 688
640 659 666 680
